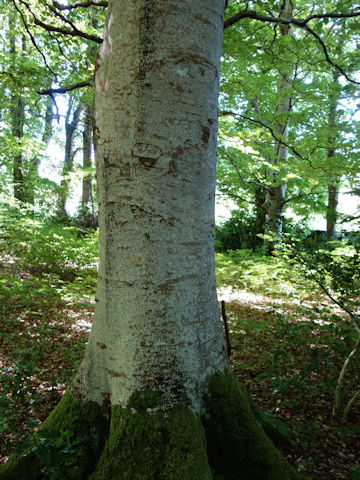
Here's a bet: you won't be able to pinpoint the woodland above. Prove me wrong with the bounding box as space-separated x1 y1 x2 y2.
0 0 360 479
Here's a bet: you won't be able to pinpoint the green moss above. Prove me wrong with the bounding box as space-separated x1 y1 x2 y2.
203 371 308 480
1 375 311 480
0 391 108 480
89 391 212 480
237 382 292 447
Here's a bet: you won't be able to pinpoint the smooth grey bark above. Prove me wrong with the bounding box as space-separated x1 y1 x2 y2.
71 0 227 411
11 90 25 202
0 3 307 479
264 0 294 247
81 105 93 207
57 101 84 218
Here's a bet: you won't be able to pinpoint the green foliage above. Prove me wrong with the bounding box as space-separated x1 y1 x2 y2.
215 210 257 251
277 235 360 329
351 467 360 480
215 249 311 298
0 196 98 288
219 0 360 237
0 392 108 480
16 427 101 480
0 198 98 457
0 345 41 451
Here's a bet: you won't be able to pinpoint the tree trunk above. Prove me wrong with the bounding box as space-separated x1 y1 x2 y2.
10 34 25 203
264 0 294 250
11 92 25 202
57 102 83 218
253 186 266 249
27 91 54 205
1 2 305 479
326 74 340 241
42 94 54 149
80 102 96 227
326 180 339 241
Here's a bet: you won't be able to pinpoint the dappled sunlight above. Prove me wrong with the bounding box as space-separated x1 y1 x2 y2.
71 318 92 333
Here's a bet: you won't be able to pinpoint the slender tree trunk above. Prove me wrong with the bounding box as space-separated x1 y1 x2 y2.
10 34 25 203
42 94 54 149
253 186 266 248
264 0 294 249
326 75 340 241
80 103 95 227
27 92 54 205
1 2 305 479
326 180 339 240
11 93 25 202
57 102 83 218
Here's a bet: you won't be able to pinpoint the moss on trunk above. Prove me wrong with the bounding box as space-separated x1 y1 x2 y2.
89 391 212 480
204 372 306 480
0 373 308 480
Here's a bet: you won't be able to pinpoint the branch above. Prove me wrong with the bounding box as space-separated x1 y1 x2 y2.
38 80 93 95
220 110 328 173
289 248 360 334
217 190 268 211
11 0 57 79
302 23 359 85
16 0 102 44
224 9 360 85
219 146 269 191
221 301 232 358
225 9 360 29
283 190 327 205
53 0 108 9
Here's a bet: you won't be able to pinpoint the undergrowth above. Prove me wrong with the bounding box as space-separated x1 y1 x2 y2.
0 204 359 478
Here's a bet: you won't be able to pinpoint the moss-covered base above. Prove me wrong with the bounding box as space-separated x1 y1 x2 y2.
0 372 308 480
89 391 211 480
204 372 306 480
0 391 109 480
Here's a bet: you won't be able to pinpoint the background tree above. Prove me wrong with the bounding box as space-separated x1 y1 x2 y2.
218 0 360 249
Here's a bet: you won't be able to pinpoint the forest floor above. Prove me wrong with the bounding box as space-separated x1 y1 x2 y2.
0 245 360 479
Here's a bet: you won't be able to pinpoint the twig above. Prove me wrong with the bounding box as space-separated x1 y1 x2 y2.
38 80 93 95
53 0 108 10
332 338 360 417
221 110 329 173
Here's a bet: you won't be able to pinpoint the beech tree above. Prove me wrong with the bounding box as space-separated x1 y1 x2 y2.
218 0 360 247
0 1 304 479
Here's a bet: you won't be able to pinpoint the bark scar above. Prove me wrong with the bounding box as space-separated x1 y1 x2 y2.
132 142 162 169
106 368 128 379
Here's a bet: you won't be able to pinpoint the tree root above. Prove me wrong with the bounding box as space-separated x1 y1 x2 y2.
0 372 308 480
